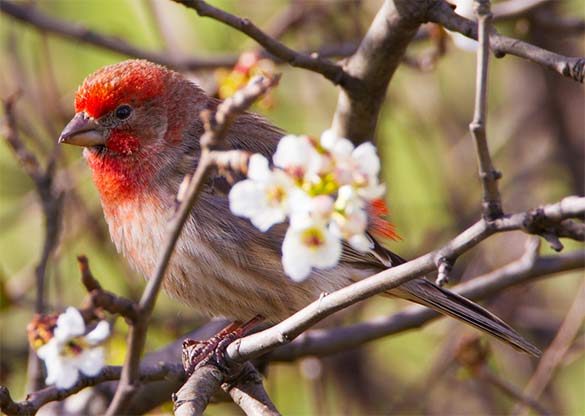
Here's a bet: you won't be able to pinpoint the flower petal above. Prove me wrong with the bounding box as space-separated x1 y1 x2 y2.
77 348 106 377
247 154 271 182
55 307 85 342
282 228 312 281
85 321 110 345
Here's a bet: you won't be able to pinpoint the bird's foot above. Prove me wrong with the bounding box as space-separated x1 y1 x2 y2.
181 315 264 376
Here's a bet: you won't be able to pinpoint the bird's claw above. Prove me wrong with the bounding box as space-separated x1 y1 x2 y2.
181 315 264 376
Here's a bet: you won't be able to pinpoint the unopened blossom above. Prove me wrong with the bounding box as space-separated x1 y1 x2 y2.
33 307 110 389
229 154 296 231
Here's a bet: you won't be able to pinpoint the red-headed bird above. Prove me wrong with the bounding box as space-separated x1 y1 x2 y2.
59 60 540 359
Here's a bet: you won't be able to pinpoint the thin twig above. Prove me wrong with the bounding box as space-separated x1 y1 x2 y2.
2 93 64 391
0 1 236 71
0 364 183 416
428 0 585 83
172 0 350 87
469 0 503 220
513 281 585 415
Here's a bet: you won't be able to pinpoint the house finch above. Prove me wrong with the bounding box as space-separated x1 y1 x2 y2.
59 60 540 357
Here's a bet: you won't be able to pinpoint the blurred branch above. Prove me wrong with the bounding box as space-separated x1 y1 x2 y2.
1 93 64 390
429 0 585 83
455 336 551 415
492 0 551 20
172 0 350 86
0 1 236 70
0 363 182 416
105 75 280 415
469 0 503 220
513 281 585 416
227 197 585 363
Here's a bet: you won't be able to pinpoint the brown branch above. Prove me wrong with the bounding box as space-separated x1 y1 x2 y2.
226 197 585 363
173 0 350 87
173 365 224 416
428 0 585 83
331 0 424 144
0 1 236 71
105 75 280 415
76 256 140 324
469 0 503 220
0 363 182 416
222 362 280 416
513 280 585 416
479 368 551 416
2 93 64 390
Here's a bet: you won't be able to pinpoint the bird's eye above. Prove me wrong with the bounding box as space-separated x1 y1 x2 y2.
114 105 133 120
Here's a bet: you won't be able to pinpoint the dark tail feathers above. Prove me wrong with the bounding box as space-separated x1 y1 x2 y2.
391 278 541 357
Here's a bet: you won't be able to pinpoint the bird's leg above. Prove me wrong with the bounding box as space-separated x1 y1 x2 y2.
182 315 264 375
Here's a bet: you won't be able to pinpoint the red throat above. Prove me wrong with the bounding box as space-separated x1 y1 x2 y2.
85 145 153 208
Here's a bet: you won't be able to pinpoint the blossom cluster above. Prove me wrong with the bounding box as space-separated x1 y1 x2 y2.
229 130 390 281
28 307 110 389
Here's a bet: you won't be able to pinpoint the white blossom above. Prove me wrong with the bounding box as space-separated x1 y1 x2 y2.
320 130 386 200
273 134 325 180
36 308 110 389
282 212 342 281
229 154 296 231
229 130 390 281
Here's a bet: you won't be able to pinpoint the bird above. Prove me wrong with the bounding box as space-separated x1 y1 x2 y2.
59 59 540 364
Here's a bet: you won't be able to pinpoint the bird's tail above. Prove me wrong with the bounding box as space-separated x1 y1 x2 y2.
390 278 541 357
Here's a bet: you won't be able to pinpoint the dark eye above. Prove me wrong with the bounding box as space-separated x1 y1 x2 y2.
115 105 132 120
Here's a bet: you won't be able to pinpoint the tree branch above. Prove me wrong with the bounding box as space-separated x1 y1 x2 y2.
0 363 182 416
428 0 585 83
469 0 503 220
0 1 236 71
513 280 585 415
172 0 350 87
331 0 425 144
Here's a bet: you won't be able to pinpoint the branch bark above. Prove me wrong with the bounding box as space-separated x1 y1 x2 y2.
331 0 425 144
428 0 585 83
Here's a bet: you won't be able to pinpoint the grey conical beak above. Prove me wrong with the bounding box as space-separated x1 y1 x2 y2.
59 112 105 147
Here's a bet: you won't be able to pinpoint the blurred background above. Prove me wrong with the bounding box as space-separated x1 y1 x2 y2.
0 0 583 414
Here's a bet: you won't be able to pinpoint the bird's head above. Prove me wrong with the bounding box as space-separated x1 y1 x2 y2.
59 60 205 203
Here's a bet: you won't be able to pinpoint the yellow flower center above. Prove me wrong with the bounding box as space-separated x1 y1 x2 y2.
267 185 286 205
301 227 325 249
